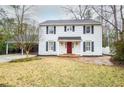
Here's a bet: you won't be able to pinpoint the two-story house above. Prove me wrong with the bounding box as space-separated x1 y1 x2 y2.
38 19 102 56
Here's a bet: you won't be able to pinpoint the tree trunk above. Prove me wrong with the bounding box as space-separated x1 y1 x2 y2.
21 48 24 55
120 19 124 41
113 5 119 41
26 51 29 58
6 43 8 55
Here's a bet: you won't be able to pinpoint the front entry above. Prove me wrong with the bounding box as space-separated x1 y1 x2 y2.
67 42 72 53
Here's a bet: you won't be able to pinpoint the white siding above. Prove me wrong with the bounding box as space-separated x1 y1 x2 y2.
38 25 102 56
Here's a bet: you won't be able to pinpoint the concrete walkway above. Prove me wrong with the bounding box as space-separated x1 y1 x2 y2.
0 54 36 63
78 56 113 66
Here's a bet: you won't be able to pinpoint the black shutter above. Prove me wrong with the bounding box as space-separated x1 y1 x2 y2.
83 25 85 34
46 26 48 34
83 42 86 52
92 25 94 34
46 42 48 51
64 26 66 32
72 25 75 32
54 42 56 51
92 41 94 52
54 26 56 34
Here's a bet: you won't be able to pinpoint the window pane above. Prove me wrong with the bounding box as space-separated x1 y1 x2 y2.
85 41 92 51
86 26 91 33
48 42 54 51
48 26 54 34
66 26 73 31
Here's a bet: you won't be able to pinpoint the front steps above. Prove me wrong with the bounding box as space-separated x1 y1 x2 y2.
59 54 80 58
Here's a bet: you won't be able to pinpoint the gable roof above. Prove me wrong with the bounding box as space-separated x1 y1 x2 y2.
40 19 101 26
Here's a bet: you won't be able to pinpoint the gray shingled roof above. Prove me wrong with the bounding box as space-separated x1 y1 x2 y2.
40 19 101 26
58 37 81 40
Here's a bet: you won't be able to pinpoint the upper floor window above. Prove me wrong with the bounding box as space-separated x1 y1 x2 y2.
48 26 54 34
46 26 56 34
86 26 91 34
64 26 75 32
83 25 94 34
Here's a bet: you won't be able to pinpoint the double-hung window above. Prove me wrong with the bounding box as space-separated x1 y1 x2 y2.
83 41 94 52
66 26 73 31
64 26 75 32
86 26 91 34
85 41 92 51
46 26 56 34
46 41 56 52
83 25 94 34
48 42 54 51
48 26 54 34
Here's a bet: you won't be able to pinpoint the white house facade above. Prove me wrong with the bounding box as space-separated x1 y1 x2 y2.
38 19 102 56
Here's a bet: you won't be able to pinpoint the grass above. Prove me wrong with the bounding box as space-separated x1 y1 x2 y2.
10 56 42 63
0 57 124 87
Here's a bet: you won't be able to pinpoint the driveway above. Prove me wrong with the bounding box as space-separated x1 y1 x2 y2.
0 54 36 63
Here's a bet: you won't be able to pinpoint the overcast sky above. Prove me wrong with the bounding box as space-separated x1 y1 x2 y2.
32 5 70 22
0 5 102 24
1 5 71 23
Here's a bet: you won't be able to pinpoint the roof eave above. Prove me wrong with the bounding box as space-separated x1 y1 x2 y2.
40 23 101 26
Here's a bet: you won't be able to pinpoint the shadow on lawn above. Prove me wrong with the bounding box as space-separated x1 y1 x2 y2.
9 56 42 63
0 84 14 87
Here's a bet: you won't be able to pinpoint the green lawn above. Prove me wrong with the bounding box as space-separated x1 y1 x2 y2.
0 57 124 87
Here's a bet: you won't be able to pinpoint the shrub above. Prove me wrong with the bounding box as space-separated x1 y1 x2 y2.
112 40 124 63
0 43 6 54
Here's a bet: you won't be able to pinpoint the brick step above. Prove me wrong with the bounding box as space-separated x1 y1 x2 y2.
59 54 80 58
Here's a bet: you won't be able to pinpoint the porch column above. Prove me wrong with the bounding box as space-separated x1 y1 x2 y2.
80 41 83 56
21 48 24 55
6 43 8 55
57 41 60 56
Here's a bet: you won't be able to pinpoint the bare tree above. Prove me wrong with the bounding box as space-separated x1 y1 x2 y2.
120 5 124 40
92 5 124 41
63 5 92 20
10 5 39 57
14 20 39 57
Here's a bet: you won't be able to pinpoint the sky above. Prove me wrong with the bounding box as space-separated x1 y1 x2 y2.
0 5 100 24
28 5 71 23
0 5 71 23
0 5 97 24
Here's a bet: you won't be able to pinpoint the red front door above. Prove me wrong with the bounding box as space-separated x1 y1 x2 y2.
67 42 72 53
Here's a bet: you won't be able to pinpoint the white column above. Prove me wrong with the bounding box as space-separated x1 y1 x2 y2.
57 41 59 56
80 41 83 56
21 48 24 55
6 43 8 55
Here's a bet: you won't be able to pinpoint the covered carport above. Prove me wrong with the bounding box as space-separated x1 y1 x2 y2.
5 41 38 55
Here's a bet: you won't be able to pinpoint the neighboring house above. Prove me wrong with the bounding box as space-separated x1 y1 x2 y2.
38 19 102 56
